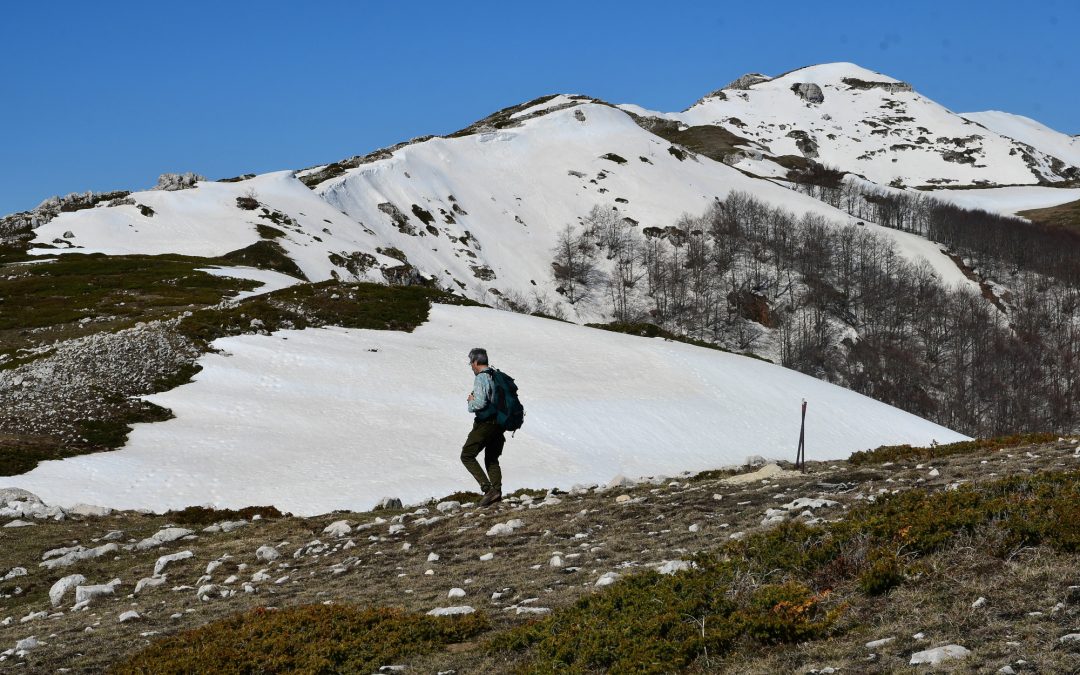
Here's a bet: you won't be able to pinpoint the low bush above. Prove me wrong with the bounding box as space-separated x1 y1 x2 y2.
848 433 1060 465
164 504 285 525
112 604 489 674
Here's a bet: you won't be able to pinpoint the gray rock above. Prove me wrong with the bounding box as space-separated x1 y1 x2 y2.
69 504 113 517
1 567 26 581
791 82 825 103
0 489 43 509
909 645 970 665
74 578 121 605
153 550 193 576
134 576 167 594
322 520 352 537
153 172 205 191
41 543 118 570
49 574 86 607
374 497 403 510
3 519 34 528
255 545 281 562
15 636 40 652
135 527 194 550
724 73 772 90
118 610 140 623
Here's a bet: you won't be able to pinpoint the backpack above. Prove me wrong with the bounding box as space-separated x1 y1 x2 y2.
487 369 525 432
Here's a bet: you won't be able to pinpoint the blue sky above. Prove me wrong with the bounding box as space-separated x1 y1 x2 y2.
1 0 1075 215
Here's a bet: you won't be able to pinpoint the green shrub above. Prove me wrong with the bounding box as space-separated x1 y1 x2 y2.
112 604 489 674
848 433 1059 465
738 582 841 644
164 504 285 525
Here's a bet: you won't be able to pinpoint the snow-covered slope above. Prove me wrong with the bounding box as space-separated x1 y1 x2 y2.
2 305 967 515
621 63 1076 188
963 110 1080 169
925 185 1080 218
23 96 974 315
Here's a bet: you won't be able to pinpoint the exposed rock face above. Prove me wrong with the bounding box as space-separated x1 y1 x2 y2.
0 190 131 239
786 130 820 158
791 82 825 103
841 77 914 93
153 172 205 191
724 72 772 90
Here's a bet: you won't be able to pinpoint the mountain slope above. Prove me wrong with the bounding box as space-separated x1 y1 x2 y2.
21 96 974 317
2 305 966 514
963 110 1080 169
620 62 1077 188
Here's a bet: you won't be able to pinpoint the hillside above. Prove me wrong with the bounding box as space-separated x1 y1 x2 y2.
1 436 1077 672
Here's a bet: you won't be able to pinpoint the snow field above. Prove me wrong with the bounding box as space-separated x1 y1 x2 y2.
3 306 967 515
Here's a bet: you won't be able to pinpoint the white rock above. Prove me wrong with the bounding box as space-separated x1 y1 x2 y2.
154 550 193 576
426 606 474 616
4 519 34 527
998 666 1017 674
74 579 121 605
606 474 635 490
782 497 838 510
15 636 40 652
135 528 194 551
549 555 564 568
206 560 223 575
513 607 551 615
69 503 113 517
427 552 440 562
196 584 219 600
971 596 987 608
448 587 466 598
436 501 461 513
20 611 47 623
223 575 238 585
322 520 352 537
2 567 27 581
479 553 494 561
615 494 631 504
1060 633 1080 643
486 523 513 536
118 610 140 623
134 576 167 594
41 543 119 570
909 645 970 665
251 570 271 583
866 637 895 649
255 545 280 562
596 572 620 586
49 574 87 607
657 560 693 575
388 524 406 535
688 524 700 533
102 530 124 541
928 468 941 477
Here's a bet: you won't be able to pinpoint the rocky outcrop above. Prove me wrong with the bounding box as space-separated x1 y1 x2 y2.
724 72 772 90
790 82 824 103
0 190 131 239
153 172 205 191
841 77 913 93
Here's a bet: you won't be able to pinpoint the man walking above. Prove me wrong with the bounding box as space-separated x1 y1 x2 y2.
461 347 505 507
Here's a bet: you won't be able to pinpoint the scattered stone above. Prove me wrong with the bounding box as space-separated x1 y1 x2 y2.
388 524 406 535
322 520 352 537
15 636 40 652
69 504 113 517
102 530 125 541
549 555 564 568
596 572 620 587
448 588 466 598
256 545 281 562
688 524 700 533
4 519 34 528
426 606 474 616
928 468 940 477
74 579 121 605
657 560 693 575
615 495 631 504
375 497 403 511
427 552 440 562
971 596 987 609
134 576 167 594
49 574 87 607
2 567 26 581
866 637 895 649
154 550 193 576
436 501 461 513
135 528 194 551
479 553 494 561
909 645 970 665
1060 633 1080 644
118 610 141 623
41 543 119 570
486 519 524 536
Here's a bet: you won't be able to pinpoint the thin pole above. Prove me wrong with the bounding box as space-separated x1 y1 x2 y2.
796 399 807 472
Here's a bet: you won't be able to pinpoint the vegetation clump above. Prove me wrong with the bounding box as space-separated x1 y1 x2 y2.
112 605 489 674
848 433 1060 465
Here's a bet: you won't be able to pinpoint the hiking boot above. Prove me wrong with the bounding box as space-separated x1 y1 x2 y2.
479 488 502 507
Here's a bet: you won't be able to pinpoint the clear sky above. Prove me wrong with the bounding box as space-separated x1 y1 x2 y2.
1 0 1075 216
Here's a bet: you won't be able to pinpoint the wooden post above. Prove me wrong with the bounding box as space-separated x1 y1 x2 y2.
796 399 807 472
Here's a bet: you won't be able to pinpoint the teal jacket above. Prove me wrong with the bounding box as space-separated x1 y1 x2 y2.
467 367 497 420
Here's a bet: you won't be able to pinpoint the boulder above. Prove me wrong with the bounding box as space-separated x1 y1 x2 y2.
49 574 86 607
909 645 970 665
153 550 193 576
255 545 280 562
74 579 121 605
69 504 113 517
426 606 475 616
791 82 825 103
135 527 194 551
322 520 352 537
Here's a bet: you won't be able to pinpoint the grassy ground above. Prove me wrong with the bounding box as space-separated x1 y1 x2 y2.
2 437 1077 673
1018 198 1080 233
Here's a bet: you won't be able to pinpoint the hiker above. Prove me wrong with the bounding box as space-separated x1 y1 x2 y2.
462 347 506 507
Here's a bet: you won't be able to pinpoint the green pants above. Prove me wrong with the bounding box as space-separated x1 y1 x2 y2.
461 419 505 493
